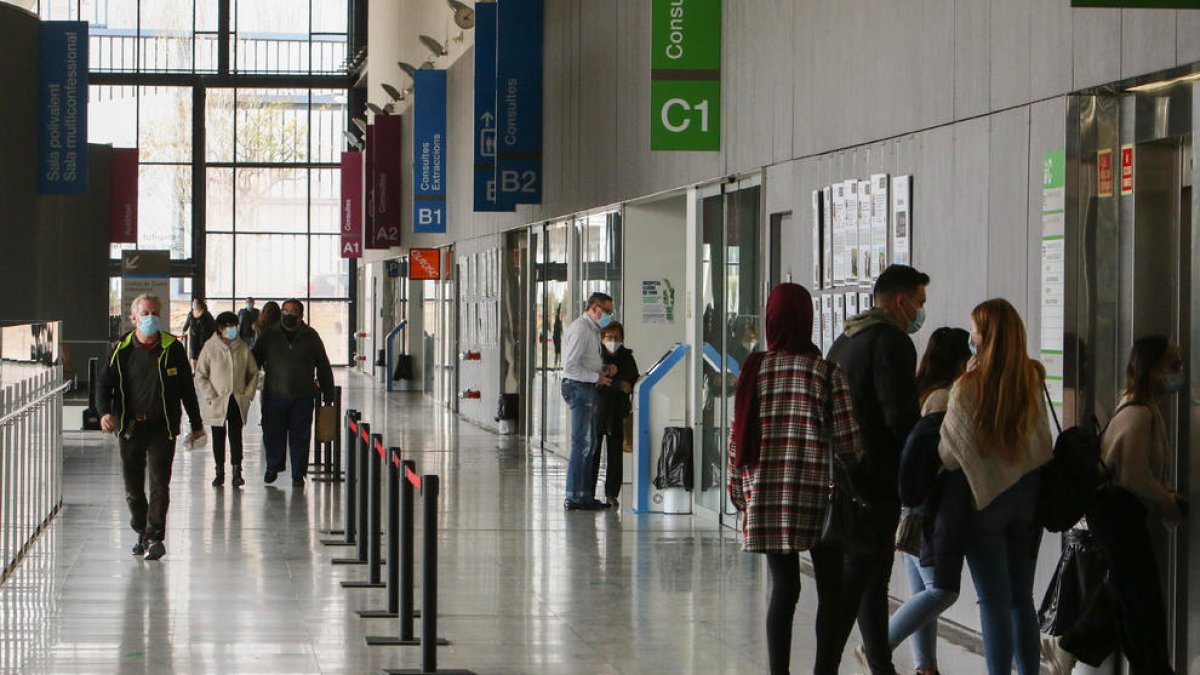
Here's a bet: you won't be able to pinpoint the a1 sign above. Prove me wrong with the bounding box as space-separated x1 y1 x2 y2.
650 0 721 151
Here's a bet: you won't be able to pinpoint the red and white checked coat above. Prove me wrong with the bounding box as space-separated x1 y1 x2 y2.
728 353 861 554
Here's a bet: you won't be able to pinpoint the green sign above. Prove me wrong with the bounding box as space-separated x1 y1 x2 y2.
651 0 721 151
1043 149 1065 191
1072 0 1200 7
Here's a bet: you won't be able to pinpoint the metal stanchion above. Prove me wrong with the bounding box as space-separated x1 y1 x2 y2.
343 432 385 588
360 448 404 618
321 408 359 544
332 420 370 565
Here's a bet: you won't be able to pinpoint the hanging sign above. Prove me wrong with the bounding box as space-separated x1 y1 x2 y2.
1120 144 1134 196
1097 148 1114 198
120 250 170 325
109 148 138 244
472 2 512 212
650 0 721 151
413 69 448 234
891 175 913 266
363 124 381 248
340 151 362 259
409 248 442 280
372 114 403 247
38 21 89 195
495 0 544 205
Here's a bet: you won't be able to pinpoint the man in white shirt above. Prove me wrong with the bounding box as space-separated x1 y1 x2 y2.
561 292 617 510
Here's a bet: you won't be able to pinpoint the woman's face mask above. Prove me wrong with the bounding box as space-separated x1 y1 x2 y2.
603 339 622 353
1163 371 1185 394
223 326 238 341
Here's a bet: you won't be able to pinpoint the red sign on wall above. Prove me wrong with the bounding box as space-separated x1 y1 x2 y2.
109 148 138 243
409 248 441 280
1120 144 1134 195
340 150 362 259
1097 148 1113 198
372 114 403 247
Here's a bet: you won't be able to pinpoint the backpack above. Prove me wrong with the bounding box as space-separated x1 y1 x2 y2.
1036 391 1133 532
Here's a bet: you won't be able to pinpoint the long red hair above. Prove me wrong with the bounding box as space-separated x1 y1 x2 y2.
958 299 1045 462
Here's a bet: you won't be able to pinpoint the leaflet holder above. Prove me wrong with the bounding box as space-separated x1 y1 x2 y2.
385 320 409 393
632 343 690 514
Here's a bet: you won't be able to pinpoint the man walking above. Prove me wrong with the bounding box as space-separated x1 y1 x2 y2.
237 297 260 347
253 298 335 486
98 294 205 561
561 292 616 511
818 264 929 675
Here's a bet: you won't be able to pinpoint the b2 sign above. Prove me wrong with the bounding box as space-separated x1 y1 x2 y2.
650 0 721 151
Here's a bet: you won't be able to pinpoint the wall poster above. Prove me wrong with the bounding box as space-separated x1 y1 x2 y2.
845 292 859 319
833 293 846 337
1040 150 1066 412
821 187 833 289
811 190 823 289
870 173 889 279
845 179 859 283
831 182 846 286
857 179 872 282
891 175 912 266
811 297 822 351
821 295 833 353
641 278 676 324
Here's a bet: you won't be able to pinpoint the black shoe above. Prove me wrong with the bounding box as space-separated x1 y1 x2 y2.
143 540 166 561
264 470 278 484
564 498 607 511
131 538 146 556
212 468 225 487
292 475 305 486
231 466 245 488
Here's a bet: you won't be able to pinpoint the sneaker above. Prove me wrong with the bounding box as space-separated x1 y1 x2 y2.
292 475 305 486
143 540 166 561
605 496 619 509
264 470 278 484
853 644 869 674
1041 636 1077 675
131 538 146 556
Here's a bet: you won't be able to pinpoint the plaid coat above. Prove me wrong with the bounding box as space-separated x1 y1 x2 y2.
729 353 861 554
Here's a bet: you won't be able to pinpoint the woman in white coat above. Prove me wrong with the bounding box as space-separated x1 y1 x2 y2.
194 312 259 487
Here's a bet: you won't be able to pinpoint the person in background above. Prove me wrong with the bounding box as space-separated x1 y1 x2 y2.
591 321 638 508
255 301 281 337
253 299 335 486
237 297 260 347
820 264 929 675
1043 336 1188 675
183 299 216 368
728 283 861 675
194 311 259 489
97 294 205 561
728 317 760 368
552 304 563 365
887 327 972 675
938 299 1052 674
561 292 616 511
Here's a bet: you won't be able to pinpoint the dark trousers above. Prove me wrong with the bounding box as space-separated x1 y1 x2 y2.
766 552 803 675
118 419 176 543
262 395 314 478
590 417 624 498
210 397 244 468
1062 488 1175 674
810 501 901 675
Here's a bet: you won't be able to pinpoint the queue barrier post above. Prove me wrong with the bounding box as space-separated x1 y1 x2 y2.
343 432 386 588
332 420 371 565
359 447 405 619
320 407 359 544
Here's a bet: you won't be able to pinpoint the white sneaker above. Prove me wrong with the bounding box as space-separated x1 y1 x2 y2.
853 644 869 674
1041 635 1077 675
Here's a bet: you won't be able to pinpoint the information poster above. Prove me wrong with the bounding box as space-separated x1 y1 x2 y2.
870 173 889 279
859 292 872 313
845 292 859 318
833 294 846 337
857 179 871 281
845 180 859 283
812 297 822 350
811 190 823 289
121 250 170 326
832 183 846 285
1041 150 1066 413
822 187 833 289
891 175 912 266
821 295 834 353
642 279 677 324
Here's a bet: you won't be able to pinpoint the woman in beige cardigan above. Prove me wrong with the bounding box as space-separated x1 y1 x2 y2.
937 299 1053 675
194 312 259 487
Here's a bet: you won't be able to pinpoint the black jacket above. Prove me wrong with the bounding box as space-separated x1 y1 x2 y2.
253 323 336 402
238 306 260 343
594 346 639 434
183 311 216 359
899 412 945 508
96 331 203 440
826 313 920 503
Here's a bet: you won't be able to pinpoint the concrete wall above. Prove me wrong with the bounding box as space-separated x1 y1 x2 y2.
0 5 40 322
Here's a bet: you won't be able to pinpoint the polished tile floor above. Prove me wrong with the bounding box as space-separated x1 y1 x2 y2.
1 371 986 674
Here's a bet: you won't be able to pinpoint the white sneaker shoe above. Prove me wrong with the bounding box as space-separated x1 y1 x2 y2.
852 644 869 675
1041 635 1077 675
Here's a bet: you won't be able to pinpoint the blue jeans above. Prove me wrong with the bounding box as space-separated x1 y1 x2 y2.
889 553 957 670
964 471 1042 675
561 379 597 501
262 395 315 479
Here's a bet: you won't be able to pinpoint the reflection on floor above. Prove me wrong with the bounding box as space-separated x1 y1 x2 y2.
0 371 986 674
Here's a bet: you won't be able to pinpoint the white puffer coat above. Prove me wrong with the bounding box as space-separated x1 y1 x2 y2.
194 336 259 427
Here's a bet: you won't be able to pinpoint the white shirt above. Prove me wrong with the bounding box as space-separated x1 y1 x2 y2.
561 313 603 383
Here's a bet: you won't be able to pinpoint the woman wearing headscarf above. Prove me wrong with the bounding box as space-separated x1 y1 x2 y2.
728 283 861 675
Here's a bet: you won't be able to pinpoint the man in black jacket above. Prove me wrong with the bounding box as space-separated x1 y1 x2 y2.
253 298 335 486
817 264 928 675
98 294 205 561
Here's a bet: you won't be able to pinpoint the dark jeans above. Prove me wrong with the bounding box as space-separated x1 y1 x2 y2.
1061 488 1175 674
810 499 901 675
766 552 803 675
210 397 244 467
590 416 624 498
119 419 176 543
262 395 314 479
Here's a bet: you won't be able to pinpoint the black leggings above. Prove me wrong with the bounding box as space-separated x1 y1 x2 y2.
766 552 803 675
211 397 244 467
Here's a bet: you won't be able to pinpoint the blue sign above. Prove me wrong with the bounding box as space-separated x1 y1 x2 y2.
412 69 448 234
472 3 512 212
495 0 543 206
38 21 89 195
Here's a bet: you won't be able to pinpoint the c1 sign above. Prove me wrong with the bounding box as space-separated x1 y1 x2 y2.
651 0 721 151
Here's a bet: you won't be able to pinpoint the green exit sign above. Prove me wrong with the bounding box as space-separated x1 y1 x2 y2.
650 0 722 151
1072 0 1200 7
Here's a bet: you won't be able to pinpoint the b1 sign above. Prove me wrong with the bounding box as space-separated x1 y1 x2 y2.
651 0 721 151
413 70 448 234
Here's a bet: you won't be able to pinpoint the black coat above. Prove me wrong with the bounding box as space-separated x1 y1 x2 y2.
593 346 639 434
183 311 216 359
827 321 920 503
96 331 204 440
897 411 970 592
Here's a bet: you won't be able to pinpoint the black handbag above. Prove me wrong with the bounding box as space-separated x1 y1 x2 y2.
1038 526 1110 635
818 361 877 555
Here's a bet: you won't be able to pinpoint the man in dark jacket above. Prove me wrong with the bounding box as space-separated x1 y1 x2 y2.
237 296 260 347
98 294 205 561
253 298 335 486
817 264 928 675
